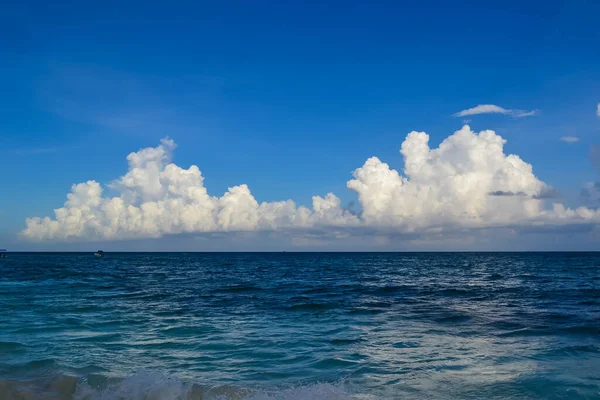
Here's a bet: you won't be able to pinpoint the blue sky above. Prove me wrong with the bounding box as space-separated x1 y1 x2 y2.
1 0 600 250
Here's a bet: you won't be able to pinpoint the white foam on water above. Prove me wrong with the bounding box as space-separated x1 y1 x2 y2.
240 383 353 400
72 370 360 400
75 370 190 400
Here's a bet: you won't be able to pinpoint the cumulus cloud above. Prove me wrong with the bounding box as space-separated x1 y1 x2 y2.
22 126 600 241
347 126 557 231
23 138 358 241
560 136 580 143
453 104 538 118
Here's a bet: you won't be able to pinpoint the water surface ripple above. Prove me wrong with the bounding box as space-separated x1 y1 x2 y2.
0 252 598 399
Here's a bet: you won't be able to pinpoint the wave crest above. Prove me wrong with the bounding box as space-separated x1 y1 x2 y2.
0 370 357 400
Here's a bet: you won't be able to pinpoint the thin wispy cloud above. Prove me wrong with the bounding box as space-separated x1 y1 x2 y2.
37 63 223 136
560 136 580 143
488 190 527 197
488 187 560 199
15 147 63 155
532 187 561 199
453 104 539 118
12 143 80 156
597 103 600 117
39 66 175 135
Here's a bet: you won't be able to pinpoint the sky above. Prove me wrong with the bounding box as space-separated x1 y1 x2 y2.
1 0 600 251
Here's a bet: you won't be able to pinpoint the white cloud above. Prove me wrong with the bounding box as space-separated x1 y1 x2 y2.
597 103 600 117
23 138 358 241
560 136 580 143
347 126 551 230
22 127 600 241
454 104 538 118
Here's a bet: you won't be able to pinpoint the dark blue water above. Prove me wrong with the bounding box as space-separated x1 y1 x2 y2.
0 253 599 399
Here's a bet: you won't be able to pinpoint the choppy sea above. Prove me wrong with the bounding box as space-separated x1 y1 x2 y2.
0 252 599 399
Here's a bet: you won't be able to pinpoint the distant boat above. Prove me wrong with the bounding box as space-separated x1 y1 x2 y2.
0 249 6 258
95 250 105 257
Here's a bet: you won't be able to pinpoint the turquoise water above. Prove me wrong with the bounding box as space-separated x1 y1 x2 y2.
0 252 599 399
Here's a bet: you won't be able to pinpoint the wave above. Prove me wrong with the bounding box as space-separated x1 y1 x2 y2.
0 341 27 351
0 370 359 400
286 303 338 312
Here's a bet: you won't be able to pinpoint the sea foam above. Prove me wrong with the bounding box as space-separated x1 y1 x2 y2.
71 370 357 400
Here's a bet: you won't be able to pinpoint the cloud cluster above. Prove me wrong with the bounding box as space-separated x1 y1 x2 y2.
348 127 549 230
454 104 538 118
23 138 358 240
23 126 600 241
560 136 580 143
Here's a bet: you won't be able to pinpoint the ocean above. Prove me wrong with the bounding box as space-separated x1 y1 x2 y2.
0 252 598 399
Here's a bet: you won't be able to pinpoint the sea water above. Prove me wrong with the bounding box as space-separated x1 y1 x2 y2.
0 252 598 399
